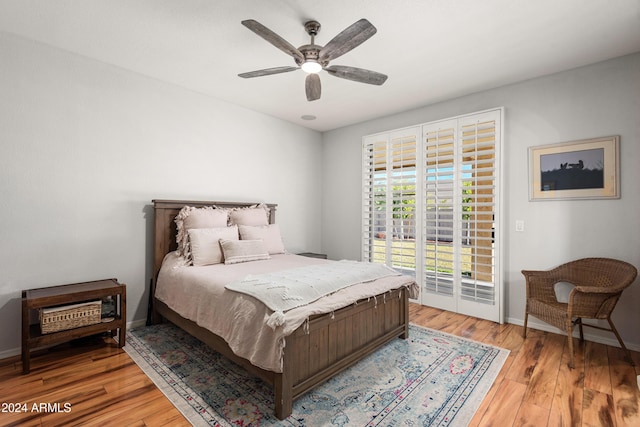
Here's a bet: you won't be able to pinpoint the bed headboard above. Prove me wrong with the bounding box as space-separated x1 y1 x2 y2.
149 199 277 321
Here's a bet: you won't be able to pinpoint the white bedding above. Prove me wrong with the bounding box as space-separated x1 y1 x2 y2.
226 260 402 328
155 252 418 372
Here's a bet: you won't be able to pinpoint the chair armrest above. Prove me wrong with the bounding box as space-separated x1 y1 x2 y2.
522 270 556 283
574 285 624 295
521 269 561 285
522 269 559 302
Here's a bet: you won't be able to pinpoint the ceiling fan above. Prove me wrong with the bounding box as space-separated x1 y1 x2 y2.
238 18 388 101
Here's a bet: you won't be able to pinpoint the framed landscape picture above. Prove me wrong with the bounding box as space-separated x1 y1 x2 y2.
529 136 620 201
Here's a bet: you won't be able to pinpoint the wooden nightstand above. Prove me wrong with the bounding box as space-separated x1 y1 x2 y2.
21 278 126 374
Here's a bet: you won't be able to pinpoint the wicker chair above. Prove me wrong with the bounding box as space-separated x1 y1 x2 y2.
522 257 637 368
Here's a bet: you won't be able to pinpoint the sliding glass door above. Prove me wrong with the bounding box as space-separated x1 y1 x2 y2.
363 109 502 323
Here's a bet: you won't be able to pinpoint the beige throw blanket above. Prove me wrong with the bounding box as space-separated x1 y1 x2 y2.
226 260 400 328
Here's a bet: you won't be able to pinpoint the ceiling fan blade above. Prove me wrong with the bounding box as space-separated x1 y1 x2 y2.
305 73 321 101
238 66 299 78
242 19 304 63
325 65 388 85
319 19 377 62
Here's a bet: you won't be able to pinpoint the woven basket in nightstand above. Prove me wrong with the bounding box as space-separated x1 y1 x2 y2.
40 300 102 334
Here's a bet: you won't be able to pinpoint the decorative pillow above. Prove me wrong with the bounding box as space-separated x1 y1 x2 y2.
219 239 270 264
238 224 285 254
175 206 228 257
228 204 270 226
554 281 575 303
188 226 239 266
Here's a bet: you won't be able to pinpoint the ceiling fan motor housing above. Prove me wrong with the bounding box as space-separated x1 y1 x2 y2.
296 45 322 66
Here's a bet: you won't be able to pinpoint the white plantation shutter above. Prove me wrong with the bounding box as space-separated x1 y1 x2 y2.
389 132 418 276
423 121 457 301
363 109 503 323
362 136 388 264
362 128 420 276
458 116 498 306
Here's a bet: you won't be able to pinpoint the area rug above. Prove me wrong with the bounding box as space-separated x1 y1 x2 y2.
125 323 509 426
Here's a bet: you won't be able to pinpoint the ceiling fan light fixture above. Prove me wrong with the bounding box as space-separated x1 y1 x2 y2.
301 60 322 74
240 19 387 100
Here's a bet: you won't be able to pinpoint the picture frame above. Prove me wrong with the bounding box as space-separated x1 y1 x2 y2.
529 135 620 201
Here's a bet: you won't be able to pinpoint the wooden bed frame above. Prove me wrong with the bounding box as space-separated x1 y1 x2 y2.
150 199 410 420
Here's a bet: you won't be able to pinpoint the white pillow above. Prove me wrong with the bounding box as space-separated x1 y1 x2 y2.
188 226 238 266
554 281 575 303
238 224 286 254
228 204 270 226
175 206 228 257
219 239 270 264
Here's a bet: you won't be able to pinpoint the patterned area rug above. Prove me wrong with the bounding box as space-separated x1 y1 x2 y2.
125 322 509 426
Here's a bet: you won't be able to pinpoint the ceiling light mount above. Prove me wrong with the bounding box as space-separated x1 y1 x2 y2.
304 20 321 37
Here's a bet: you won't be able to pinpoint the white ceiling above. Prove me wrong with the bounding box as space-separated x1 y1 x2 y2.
1 0 639 131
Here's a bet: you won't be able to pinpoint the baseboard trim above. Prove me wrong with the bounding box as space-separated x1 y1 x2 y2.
506 316 640 352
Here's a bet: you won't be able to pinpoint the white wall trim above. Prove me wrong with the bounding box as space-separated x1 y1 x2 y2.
506 316 640 353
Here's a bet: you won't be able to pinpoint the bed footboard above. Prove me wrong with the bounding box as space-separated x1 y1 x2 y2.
275 286 409 419
154 287 409 420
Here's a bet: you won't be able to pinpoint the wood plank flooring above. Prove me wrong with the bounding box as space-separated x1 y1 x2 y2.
0 303 638 426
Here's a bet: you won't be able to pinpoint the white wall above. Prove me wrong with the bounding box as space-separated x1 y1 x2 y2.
321 53 640 350
2 30 638 358
0 33 323 357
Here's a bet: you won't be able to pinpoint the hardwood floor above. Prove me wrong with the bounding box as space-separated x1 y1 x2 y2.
409 305 640 427
1 303 638 426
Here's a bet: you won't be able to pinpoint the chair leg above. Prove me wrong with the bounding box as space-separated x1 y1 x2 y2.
567 319 575 369
523 312 528 338
576 318 584 341
607 318 635 366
